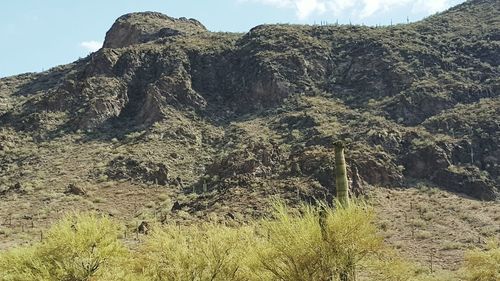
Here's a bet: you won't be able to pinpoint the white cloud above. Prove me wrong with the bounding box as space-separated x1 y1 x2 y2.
244 0 456 20
412 0 450 14
80 41 102 53
296 0 327 19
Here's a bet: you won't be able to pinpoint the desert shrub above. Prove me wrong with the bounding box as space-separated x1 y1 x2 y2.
2 202 496 281
132 223 254 281
0 213 131 281
367 254 459 281
368 255 421 281
463 239 500 281
251 201 383 281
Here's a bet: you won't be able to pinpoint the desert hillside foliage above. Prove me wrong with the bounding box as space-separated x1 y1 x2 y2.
0 201 498 281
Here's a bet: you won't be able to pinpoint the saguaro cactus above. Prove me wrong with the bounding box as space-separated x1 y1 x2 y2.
334 141 349 207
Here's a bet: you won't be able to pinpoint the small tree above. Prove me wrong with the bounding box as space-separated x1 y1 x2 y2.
255 201 383 281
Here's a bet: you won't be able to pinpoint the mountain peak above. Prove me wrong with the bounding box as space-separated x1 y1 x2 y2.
103 12 207 49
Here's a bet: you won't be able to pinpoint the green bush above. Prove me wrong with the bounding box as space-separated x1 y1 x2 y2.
133 223 254 281
367 254 459 281
463 239 500 281
251 201 382 280
0 213 131 281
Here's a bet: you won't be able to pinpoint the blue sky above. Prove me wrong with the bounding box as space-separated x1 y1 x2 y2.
0 0 465 78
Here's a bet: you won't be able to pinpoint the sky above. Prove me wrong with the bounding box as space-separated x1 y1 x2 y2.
0 0 466 78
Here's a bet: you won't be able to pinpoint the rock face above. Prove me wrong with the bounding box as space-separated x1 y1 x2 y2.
0 1 499 204
105 156 170 186
103 12 207 48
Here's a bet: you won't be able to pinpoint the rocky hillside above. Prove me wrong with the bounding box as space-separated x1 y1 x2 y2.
0 0 498 224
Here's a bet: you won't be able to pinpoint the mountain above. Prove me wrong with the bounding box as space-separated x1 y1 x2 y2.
0 0 499 232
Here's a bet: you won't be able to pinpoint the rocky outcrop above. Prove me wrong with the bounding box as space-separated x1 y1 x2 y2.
433 166 498 200
103 12 207 48
77 77 129 128
201 140 284 192
105 156 170 185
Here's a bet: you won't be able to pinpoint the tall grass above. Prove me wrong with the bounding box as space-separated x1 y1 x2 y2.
0 201 494 281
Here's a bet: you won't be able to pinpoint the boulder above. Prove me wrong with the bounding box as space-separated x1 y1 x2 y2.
65 183 86 196
137 221 150 234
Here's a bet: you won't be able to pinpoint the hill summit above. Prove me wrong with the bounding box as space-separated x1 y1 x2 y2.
103 12 207 48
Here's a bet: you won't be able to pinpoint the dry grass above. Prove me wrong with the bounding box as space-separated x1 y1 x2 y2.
370 187 500 271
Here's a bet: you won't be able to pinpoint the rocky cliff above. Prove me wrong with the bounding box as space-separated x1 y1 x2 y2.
0 0 498 218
